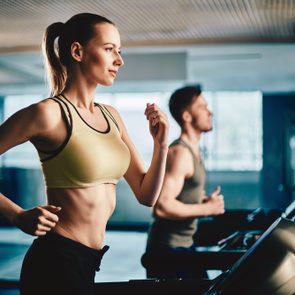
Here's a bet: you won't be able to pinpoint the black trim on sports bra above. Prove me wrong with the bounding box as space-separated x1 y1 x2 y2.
38 97 73 162
60 94 111 134
96 103 120 132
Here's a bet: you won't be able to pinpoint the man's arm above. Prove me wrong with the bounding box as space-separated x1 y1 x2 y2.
154 145 224 220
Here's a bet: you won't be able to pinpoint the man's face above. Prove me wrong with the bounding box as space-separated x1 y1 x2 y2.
187 95 213 132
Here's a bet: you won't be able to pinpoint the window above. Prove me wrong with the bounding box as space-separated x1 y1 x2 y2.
203 91 262 171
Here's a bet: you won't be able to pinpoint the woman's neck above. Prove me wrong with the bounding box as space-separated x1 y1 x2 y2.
62 84 96 110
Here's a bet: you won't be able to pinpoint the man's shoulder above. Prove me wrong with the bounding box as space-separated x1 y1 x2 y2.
168 141 192 161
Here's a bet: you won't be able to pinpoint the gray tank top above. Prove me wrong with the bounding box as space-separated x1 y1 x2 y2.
147 139 206 249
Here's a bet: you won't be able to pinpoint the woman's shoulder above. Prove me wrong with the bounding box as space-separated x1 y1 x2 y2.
30 97 57 116
26 98 63 129
99 103 119 115
99 103 123 122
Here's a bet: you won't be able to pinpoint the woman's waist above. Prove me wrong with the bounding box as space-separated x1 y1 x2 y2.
47 186 116 249
52 220 106 250
37 231 109 257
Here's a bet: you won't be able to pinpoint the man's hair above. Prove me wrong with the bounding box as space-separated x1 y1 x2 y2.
168 84 202 127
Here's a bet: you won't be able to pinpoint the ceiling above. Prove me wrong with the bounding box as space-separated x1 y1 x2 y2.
1 0 295 52
0 0 295 94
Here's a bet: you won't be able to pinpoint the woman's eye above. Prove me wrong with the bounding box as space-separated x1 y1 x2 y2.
105 48 113 52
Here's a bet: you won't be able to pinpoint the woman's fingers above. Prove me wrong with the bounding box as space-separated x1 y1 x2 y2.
38 215 56 228
144 102 169 146
36 223 52 232
37 205 61 223
145 103 160 123
32 205 61 235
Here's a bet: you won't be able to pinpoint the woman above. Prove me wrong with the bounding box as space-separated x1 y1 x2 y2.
0 13 169 294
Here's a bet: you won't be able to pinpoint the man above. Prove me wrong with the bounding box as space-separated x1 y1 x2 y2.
143 85 225 279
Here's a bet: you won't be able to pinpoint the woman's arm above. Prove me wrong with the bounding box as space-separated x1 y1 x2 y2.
0 192 61 236
105 103 169 207
0 100 62 235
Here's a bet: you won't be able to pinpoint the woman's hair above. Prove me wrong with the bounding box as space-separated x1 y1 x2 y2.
168 85 202 127
42 13 114 96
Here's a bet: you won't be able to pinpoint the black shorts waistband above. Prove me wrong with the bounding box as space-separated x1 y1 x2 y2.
35 232 109 270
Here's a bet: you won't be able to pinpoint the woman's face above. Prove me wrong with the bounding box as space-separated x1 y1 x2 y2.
80 23 124 86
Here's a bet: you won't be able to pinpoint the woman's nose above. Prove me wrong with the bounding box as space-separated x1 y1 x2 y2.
115 53 124 67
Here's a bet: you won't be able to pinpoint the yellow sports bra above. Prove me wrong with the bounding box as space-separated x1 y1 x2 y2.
38 94 131 188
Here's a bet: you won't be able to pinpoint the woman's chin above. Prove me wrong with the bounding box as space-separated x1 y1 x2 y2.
101 80 115 87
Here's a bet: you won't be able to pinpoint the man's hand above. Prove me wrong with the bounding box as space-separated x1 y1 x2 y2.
202 186 225 216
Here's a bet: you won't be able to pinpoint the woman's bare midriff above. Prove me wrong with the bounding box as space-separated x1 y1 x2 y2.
47 183 116 250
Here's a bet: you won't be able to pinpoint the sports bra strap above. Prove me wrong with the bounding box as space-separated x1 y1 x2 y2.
96 103 120 131
38 97 72 162
51 96 72 129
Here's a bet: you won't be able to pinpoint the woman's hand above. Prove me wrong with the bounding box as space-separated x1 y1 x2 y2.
14 205 61 236
144 103 169 147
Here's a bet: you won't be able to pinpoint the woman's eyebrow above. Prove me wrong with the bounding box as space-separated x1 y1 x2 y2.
103 42 121 48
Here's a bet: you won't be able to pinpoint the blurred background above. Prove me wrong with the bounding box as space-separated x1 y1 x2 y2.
0 0 295 289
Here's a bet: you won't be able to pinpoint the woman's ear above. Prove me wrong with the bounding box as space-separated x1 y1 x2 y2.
71 42 83 62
